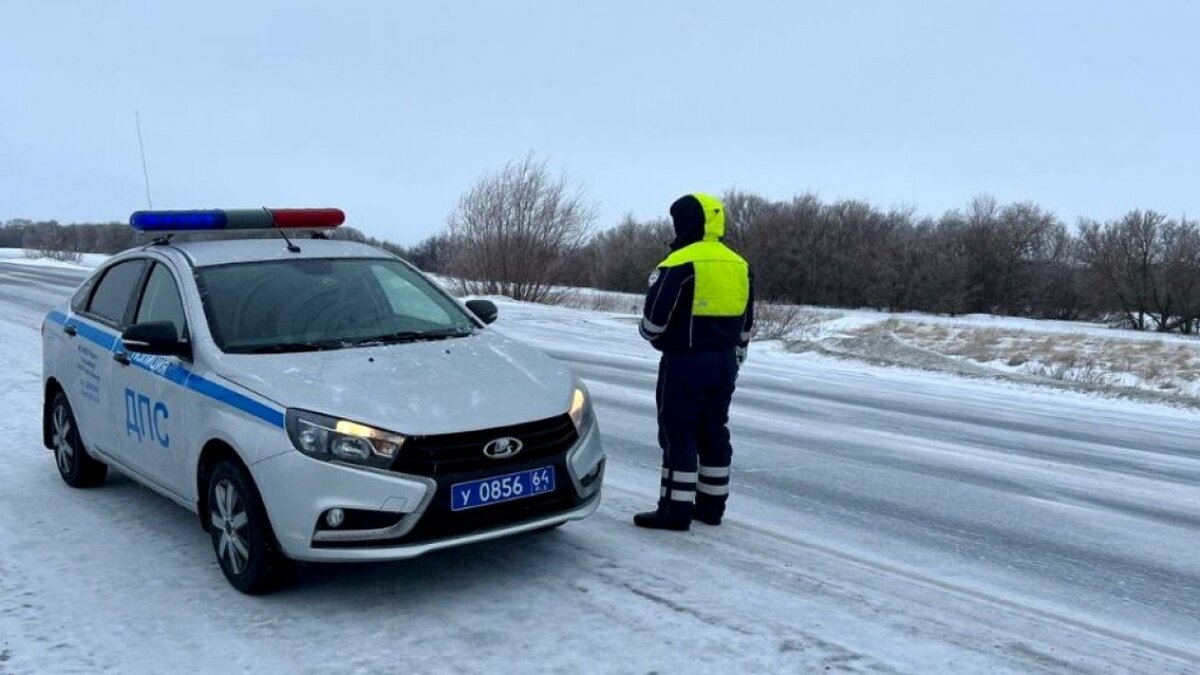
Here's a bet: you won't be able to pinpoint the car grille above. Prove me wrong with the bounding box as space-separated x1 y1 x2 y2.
390 414 578 476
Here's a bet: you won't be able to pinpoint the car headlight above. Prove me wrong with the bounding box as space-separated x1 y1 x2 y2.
568 384 595 434
285 409 405 470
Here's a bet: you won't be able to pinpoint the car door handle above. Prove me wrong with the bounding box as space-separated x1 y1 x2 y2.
63 324 77 337
113 351 131 366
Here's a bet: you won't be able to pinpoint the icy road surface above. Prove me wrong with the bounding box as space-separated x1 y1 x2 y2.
1 260 1198 674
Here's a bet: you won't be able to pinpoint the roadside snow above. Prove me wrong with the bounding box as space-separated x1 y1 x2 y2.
836 320 1200 403
503 283 1200 405
2 261 1199 673
820 307 1200 346
0 248 107 269
534 283 1200 345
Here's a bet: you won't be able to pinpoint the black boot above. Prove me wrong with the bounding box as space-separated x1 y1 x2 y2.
694 494 726 526
633 500 693 531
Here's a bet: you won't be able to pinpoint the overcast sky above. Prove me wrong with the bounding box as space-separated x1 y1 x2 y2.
3 1 1198 244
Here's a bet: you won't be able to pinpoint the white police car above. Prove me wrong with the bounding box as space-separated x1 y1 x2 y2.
41 208 604 593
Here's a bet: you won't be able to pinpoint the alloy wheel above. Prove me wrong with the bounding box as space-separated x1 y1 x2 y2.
52 402 75 476
211 479 251 575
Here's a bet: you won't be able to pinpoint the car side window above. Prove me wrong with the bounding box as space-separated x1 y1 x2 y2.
135 263 189 340
70 274 98 313
86 259 147 326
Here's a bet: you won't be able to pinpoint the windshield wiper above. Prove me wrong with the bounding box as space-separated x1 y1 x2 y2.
237 330 473 353
237 340 344 354
347 328 474 346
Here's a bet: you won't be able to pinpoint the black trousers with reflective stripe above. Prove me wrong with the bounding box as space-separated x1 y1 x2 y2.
656 350 737 505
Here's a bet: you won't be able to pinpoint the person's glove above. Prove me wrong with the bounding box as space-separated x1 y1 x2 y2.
736 345 748 367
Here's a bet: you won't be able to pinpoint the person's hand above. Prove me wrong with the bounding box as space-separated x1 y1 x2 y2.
736 345 748 367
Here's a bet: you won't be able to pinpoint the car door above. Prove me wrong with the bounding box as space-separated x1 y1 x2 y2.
68 258 148 458
109 260 192 496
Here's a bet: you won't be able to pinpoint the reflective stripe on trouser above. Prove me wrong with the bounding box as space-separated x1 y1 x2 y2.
696 463 731 514
655 351 737 508
659 467 697 503
698 465 730 496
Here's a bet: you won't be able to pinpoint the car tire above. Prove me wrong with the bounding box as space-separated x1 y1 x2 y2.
208 461 289 594
50 391 107 488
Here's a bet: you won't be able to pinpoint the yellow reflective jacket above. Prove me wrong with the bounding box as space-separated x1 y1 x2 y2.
640 193 754 352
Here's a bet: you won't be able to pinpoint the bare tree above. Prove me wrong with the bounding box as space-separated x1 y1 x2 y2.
20 220 81 262
403 234 458 273
1153 217 1200 333
447 154 597 303
1076 210 1200 331
721 189 774 245
586 214 674 293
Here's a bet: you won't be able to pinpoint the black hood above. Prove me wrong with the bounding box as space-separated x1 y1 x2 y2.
669 195 706 250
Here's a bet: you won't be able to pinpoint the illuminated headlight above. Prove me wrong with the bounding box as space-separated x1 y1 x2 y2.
568 384 595 434
285 410 405 470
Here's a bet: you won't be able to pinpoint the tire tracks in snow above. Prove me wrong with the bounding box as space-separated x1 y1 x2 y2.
593 482 1200 672
559 351 1199 472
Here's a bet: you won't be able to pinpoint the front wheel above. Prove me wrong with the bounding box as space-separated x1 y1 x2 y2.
50 391 107 488
208 461 288 594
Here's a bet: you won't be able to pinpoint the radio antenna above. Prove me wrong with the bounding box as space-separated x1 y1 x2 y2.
134 110 154 208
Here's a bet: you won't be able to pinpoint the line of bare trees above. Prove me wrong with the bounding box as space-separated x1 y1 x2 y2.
5 159 1199 334
0 217 406 259
0 220 135 260
568 194 1199 334
421 158 1199 334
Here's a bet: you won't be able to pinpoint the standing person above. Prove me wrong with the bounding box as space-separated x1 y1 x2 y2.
635 193 753 531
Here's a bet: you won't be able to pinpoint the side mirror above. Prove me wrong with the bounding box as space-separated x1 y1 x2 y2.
121 321 191 359
465 299 498 325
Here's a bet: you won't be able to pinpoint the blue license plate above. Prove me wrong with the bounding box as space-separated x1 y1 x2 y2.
451 466 556 512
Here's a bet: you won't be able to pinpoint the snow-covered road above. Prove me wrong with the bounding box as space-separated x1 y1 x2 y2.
2 261 1198 674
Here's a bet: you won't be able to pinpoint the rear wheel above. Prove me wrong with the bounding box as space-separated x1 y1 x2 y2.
208 461 288 594
50 391 107 488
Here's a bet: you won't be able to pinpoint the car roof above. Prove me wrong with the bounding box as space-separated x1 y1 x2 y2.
161 238 394 268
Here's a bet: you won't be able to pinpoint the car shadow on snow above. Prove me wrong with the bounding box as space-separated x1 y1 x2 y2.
89 469 587 602
280 528 574 598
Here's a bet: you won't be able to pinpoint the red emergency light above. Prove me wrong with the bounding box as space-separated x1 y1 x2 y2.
130 208 345 232
267 208 346 229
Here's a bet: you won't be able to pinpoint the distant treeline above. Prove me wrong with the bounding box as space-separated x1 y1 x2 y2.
0 218 407 257
408 189 1200 335
6 187 1199 334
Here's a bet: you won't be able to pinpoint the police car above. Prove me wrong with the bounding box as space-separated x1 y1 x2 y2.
41 208 604 593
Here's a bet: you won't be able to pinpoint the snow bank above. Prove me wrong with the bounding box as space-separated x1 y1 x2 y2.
0 248 108 269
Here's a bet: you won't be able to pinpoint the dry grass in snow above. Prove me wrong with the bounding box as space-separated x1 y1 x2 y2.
888 321 1200 398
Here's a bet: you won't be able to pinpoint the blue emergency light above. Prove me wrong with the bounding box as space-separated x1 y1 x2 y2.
130 208 345 233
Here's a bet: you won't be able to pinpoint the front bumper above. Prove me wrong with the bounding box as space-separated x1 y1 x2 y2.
253 421 604 562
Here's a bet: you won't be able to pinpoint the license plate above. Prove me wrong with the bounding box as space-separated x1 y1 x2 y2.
451 466 556 512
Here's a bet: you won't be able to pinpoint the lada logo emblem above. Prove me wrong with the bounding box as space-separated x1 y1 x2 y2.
482 437 523 460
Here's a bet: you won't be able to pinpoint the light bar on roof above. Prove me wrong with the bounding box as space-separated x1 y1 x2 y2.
129 208 345 232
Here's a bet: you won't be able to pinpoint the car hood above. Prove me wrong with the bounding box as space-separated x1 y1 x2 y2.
210 331 576 436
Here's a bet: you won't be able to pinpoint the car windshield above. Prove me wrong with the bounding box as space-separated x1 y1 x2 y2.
195 257 476 354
